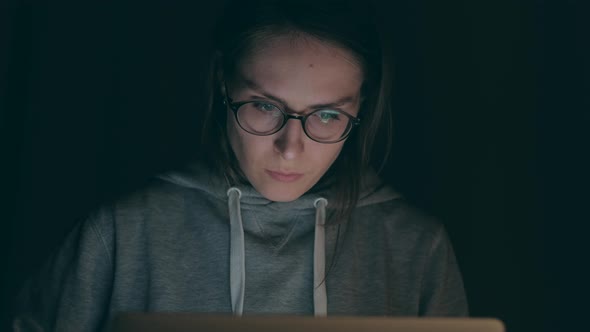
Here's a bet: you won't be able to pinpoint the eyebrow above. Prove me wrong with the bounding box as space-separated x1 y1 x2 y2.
242 78 356 110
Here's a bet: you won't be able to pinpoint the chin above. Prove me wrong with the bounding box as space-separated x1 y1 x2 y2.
248 171 320 202
252 181 307 202
260 188 303 202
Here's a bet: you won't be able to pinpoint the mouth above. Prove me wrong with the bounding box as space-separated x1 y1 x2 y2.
265 169 304 183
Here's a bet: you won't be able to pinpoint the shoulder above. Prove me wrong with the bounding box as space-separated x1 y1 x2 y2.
86 175 210 241
348 181 451 263
354 195 443 241
113 177 193 213
353 170 443 242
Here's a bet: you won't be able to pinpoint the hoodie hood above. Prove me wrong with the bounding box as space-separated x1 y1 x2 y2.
157 160 401 212
157 160 401 317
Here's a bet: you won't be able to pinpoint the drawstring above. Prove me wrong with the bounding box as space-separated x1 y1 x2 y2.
227 187 328 316
227 187 245 315
313 197 328 316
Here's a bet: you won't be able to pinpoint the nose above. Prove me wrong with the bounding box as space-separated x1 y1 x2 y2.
273 118 305 160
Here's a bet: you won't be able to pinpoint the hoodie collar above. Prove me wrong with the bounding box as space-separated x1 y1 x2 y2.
157 160 401 211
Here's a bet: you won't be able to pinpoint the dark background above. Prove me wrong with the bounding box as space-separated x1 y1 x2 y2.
2 0 587 331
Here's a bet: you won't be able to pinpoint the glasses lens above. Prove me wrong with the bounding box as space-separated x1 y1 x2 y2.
305 109 352 142
237 102 283 134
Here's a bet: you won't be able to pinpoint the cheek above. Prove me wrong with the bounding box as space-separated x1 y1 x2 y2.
226 114 241 155
227 115 269 165
227 113 249 161
309 142 345 170
328 144 345 163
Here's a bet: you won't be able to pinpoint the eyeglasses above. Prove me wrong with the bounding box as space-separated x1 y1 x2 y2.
223 84 361 144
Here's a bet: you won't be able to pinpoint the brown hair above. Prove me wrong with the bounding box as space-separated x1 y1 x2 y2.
201 0 393 225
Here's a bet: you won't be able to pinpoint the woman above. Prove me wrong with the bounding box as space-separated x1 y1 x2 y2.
12 0 468 330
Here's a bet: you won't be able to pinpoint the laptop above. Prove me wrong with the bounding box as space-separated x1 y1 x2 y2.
110 313 505 332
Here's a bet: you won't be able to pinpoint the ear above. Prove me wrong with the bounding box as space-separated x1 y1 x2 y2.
219 80 227 98
217 71 226 97
213 51 226 96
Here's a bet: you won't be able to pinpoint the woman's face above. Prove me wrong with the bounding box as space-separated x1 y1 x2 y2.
225 35 363 202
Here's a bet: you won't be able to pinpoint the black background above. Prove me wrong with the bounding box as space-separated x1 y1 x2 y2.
2 1 587 331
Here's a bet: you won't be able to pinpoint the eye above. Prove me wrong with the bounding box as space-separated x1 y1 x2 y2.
315 110 341 124
253 102 277 112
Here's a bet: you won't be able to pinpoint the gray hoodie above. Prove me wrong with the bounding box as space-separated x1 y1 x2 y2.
12 161 468 331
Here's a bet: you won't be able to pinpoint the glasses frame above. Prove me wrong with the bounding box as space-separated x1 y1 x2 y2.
223 83 361 144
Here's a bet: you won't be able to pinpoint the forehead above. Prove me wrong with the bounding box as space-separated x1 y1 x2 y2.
234 34 364 105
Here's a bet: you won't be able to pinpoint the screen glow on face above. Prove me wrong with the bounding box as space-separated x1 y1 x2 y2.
231 99 355 143
225 34 363 202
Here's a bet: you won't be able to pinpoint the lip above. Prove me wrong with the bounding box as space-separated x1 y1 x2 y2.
265 169 304 183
